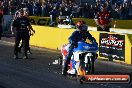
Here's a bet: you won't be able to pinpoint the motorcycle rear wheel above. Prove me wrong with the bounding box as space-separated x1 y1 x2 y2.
88 57 95 74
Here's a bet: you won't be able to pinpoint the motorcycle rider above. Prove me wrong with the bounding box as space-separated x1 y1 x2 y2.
62 20 97 75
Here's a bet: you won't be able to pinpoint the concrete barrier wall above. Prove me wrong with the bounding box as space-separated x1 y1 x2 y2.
30 25 132 64
30 25 74 50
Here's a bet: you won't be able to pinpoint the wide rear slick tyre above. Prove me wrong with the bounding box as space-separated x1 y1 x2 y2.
88 58 95 74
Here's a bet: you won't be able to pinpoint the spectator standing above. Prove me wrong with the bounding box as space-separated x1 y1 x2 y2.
0 7 3 40
27 1 34 16
41 2 46 16
128 1 132 19
49 6 59 26
36 2 42 16
94 4 112 32
89 4 95 19
94 3 101 15
82 3 90 18
59 3 66 16
3 3 9 15
72 3 79 18
121 4 129 19
111 3 120 19
64 4 72 16
115 4 122 19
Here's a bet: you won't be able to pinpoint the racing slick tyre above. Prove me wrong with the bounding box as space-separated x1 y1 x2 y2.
88 57 95 74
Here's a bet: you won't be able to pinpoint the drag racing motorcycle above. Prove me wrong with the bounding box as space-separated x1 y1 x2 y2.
61 39 98 84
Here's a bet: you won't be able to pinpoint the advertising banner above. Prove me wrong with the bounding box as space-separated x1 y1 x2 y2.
99 33 125 61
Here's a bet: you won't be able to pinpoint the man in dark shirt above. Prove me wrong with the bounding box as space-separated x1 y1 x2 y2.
11 8 34 54
12 8 33 59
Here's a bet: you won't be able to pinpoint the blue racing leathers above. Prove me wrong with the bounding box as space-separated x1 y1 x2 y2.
62 30 97 75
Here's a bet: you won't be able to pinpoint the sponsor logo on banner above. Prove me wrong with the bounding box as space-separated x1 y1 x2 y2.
101 35 124 47
99 33 125 61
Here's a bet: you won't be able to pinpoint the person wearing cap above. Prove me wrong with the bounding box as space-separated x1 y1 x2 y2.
94 4 112 32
